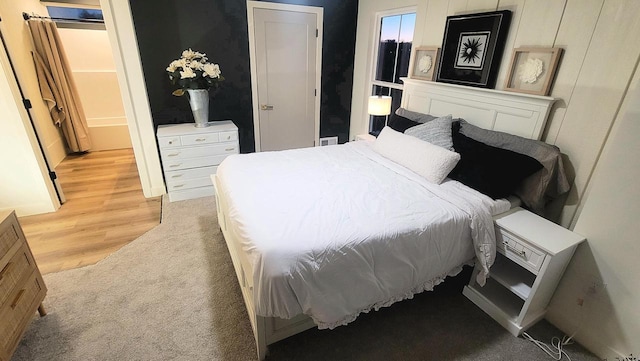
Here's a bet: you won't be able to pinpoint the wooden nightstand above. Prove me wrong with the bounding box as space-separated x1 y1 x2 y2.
463 207 585 336
0 211 47 361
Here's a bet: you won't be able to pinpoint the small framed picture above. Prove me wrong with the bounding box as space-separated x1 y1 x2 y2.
504 47 563 96
409 46 440 81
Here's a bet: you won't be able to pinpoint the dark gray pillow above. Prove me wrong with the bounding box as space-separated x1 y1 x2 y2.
458 120 570 214
405 115 454 151
395 108 437 124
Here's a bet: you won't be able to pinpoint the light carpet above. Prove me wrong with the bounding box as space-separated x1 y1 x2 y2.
13 196 599 361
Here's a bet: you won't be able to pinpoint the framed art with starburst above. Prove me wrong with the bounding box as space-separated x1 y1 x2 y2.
409 46 440 81
436 10 511 88
504 47 563 96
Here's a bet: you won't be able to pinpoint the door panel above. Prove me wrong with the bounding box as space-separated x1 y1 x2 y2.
254 8 317 151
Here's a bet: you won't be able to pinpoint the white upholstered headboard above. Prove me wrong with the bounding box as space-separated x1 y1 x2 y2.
400 78 556 140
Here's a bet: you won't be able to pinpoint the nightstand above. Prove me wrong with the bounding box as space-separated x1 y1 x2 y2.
463 207 585 336
355 134 376 142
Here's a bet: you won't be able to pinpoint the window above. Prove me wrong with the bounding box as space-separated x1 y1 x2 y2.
370 10 416 134
46 6 105 30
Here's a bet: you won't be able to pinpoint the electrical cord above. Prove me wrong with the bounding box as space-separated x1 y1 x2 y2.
522 297 585 361
523 332 575 361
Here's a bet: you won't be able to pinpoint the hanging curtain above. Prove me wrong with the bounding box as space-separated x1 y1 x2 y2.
27 19 91 153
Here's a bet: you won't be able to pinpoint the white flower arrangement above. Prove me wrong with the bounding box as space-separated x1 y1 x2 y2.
166 49 224 96
518 58 544 84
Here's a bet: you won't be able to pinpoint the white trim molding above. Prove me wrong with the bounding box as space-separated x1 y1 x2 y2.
100 0 165 198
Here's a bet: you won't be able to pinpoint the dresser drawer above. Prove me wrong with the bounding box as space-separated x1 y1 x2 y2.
0 243 36 306
181 132 220 146
0 218 20 258
166 176 215 192
163 154 231 172
160 143 238 160
495 228 546 274
158 136 181 148
219 131 238 142
0 272 46 356
165 166 218 183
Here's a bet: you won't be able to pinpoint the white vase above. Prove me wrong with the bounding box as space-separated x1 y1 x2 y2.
186 89 210 128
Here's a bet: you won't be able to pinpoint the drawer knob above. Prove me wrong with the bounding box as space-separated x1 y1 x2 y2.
168 141 173 144
195 138 206 142
225 148 235 152
11 289 25 309
173 184 185 188
167 153 180 157
171 174 183 178
169 164 182 168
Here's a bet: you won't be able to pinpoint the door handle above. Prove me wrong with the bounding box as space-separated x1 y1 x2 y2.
260 104 274 110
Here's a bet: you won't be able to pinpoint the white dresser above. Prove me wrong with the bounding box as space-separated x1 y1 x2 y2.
157 121 239 202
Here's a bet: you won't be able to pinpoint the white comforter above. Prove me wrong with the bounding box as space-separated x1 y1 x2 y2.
215 141 509 329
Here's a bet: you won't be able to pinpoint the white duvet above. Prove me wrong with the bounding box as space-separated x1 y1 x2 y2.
215 141 510 329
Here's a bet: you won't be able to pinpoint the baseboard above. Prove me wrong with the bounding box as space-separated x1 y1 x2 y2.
88 123 132 151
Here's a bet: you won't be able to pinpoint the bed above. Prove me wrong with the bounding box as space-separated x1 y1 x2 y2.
212 79 559 360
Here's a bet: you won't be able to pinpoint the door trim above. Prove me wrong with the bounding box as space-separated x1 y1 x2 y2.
100 0 166 198
247 1 323 152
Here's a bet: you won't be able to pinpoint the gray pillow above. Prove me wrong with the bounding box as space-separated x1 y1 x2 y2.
405 115 454 151
395 108 437 124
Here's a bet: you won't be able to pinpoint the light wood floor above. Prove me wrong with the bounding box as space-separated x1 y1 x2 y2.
19 149 162 274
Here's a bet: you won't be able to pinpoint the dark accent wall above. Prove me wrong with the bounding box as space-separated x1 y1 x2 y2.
129 0 358 153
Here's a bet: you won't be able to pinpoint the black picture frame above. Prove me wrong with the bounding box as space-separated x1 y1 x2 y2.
436 10 512 88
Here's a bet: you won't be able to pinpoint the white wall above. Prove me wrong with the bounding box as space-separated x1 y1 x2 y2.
57 27 132 150
0 36 58 216
546 68 640 360
0 0 67 167
351 0 640 358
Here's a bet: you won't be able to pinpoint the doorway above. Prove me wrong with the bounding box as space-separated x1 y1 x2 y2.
247 1 323 152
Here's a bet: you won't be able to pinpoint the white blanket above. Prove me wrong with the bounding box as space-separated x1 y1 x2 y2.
215 141 509 329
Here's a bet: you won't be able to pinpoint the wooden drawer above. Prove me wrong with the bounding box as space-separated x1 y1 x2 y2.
181 132 220 146
160 143 238 160
0 242 36 306
0 217 20 258
165 166 218 184
163 154 231 172
0 272 46 358
495 228 546 274
157 136 181 148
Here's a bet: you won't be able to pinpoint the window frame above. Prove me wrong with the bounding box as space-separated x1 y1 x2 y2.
368 7 416 133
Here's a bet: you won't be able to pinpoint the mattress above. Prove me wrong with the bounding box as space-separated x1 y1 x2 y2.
215 141 510 329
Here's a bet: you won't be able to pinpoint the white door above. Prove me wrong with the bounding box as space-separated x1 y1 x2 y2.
250 4 321 151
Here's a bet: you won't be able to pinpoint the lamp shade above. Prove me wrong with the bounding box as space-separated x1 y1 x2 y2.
368 95 392 116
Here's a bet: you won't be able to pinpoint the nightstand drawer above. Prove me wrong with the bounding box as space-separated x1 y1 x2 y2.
0 272 46 355
495 228 546 274
0 221 19 258
0 243 36 306
181 132 220 146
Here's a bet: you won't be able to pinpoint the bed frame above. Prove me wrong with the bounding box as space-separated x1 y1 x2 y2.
213 79 556 360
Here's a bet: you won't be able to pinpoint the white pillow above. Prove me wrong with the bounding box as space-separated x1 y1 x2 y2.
372 127 460 184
